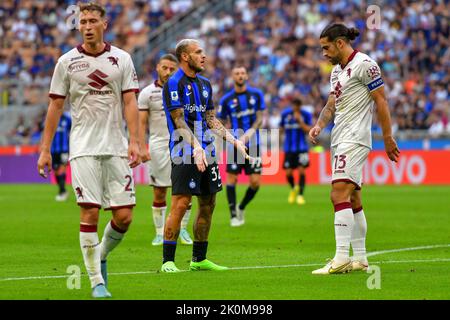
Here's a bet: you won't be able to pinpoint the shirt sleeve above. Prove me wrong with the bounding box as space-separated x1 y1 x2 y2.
217 96 227 119
205 81 214 111
360 60 384 92
257 89 266 111
121 54 140 94
49 59 69 98
163 80 182 111
137 88 150 111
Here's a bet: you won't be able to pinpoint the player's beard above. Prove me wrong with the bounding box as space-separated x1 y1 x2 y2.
188 58 204 73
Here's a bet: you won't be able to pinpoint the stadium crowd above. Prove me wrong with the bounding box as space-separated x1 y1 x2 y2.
1 0 449 145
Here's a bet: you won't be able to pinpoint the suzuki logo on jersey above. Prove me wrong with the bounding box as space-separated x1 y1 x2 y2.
87 69 109 89
334 81 343 98
107 56 119 67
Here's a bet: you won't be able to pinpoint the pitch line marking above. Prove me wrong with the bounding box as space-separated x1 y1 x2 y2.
1 244 449 282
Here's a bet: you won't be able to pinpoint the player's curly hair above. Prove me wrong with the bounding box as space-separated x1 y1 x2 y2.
320 24 360 42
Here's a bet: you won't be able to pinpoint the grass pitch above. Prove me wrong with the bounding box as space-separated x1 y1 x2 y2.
0 184 449 300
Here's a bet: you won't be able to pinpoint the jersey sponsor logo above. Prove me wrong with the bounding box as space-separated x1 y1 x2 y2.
89 89 113 95
334 81 343 99
87 69 109 89
231 108 255 118
185 104 206 113
70 55 84 62
68 61 90 73
107 56 119 67
171 91 179 101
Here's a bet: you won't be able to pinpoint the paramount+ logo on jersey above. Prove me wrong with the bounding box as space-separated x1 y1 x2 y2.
184 104 207 113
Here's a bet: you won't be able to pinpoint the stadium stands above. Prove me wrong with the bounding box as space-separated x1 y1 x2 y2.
0 0 448 145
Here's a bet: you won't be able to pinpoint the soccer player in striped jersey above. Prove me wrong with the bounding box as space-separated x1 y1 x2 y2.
217 67 265 227
51 112 71 202
279 98 312 205
138 54 193 246
160 39 249 272
37 3 141 297
309 24 399 275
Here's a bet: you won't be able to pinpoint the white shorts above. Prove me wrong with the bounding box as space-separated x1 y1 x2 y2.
71 156 136 210
331 142 370 189
148 145 171 187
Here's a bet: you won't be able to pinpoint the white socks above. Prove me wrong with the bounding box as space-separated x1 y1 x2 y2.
351 207 367 262
153 202 191 235
100 220 125 262
181 204 192 230
333 202 354 262
80 224 103 288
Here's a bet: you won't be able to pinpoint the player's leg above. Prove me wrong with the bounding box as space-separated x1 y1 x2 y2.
180 202 193 245
237 173 260 225
312 181 355 274
71 156 110 297
284 153 299 203
296 152 309 205
226 172 240 226
161 194 191 272
99 156 135 288
151 186 167 246
189 193 227 271
53 153 68 201
350 189 368 270
296 166 306 205
79 205 109 296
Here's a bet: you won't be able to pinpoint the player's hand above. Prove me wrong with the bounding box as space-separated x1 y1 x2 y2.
139 145 151 162
128 141 142 168
37 150 52 178
193 147 208 172
384 136 400 162
234 139 253 161
309 125 321 144
238 135 248 145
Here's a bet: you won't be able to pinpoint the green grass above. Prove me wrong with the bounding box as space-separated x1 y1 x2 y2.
0 184 449 300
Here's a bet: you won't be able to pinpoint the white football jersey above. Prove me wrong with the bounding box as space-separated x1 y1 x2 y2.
49 43 139 160
329 51 384 149
138 81 170 146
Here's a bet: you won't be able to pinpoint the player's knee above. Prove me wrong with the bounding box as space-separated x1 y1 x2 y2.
250 181 260 189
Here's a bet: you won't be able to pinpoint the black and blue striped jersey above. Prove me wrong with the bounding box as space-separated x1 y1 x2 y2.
162 69 215 162
217 87 265 147
51 112 71 154
279 107 312 153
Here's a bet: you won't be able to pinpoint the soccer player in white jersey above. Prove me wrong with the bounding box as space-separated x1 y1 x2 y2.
37 3 141 297
309 24 400 274
138 54 193 246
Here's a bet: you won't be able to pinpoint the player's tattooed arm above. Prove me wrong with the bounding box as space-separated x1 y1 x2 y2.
309 94 335 144
206 109 250 159
170 108 202 149
205 109 238 144
316 94 336 129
